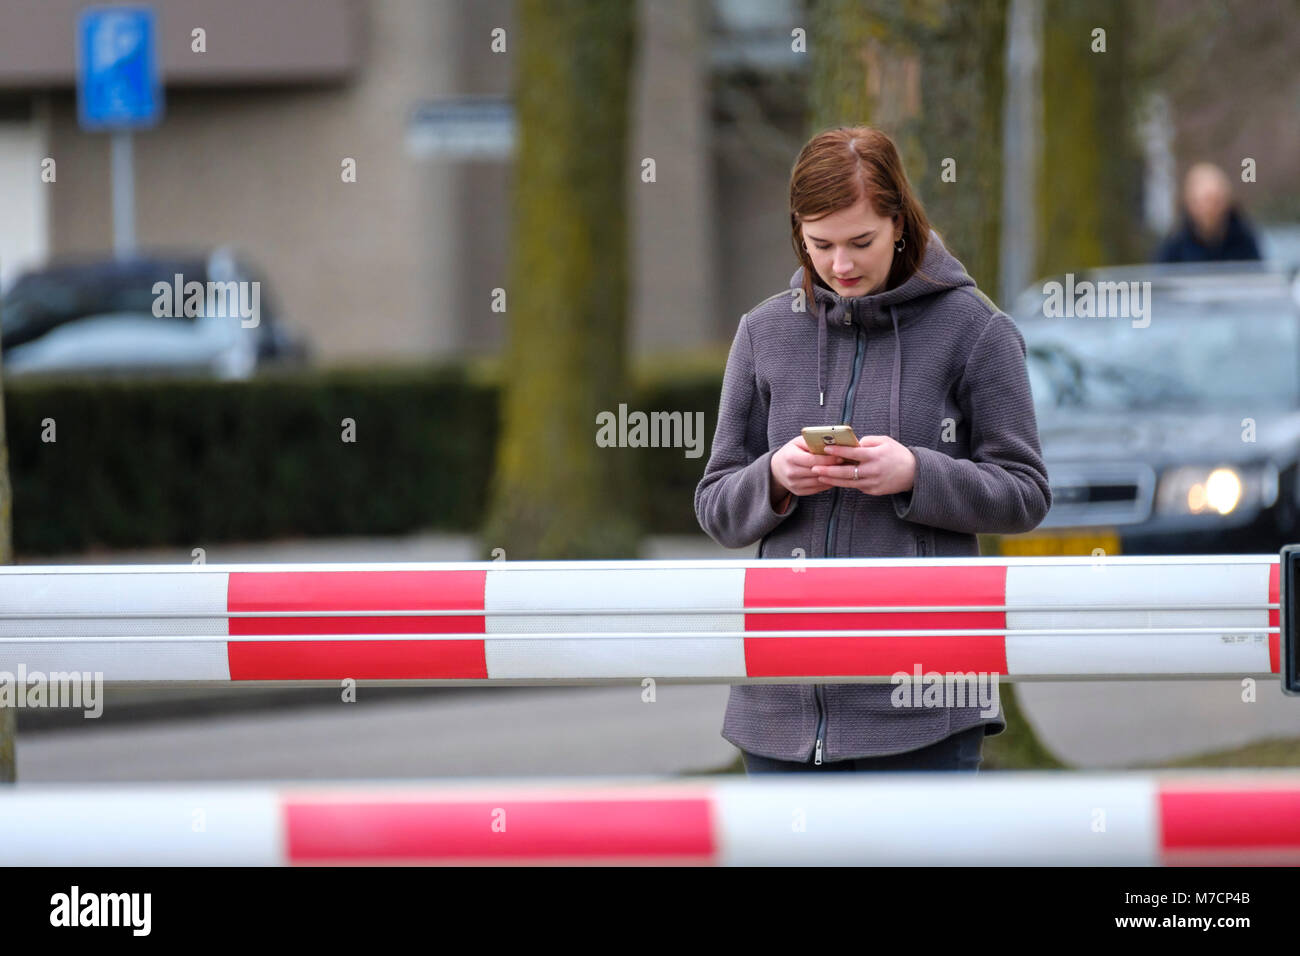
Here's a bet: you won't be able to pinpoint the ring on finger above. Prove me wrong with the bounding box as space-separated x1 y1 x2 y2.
854 465 859 481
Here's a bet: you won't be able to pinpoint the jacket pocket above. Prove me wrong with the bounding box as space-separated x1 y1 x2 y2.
915 533 928 556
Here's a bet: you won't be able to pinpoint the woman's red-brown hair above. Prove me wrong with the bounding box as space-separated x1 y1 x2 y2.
789 126 932 306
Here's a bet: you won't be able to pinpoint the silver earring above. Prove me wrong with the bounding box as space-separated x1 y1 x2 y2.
894 236 906 252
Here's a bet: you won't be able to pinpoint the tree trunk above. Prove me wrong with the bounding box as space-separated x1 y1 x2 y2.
912 0 1007 297
480 0 640 560
1036 0 1146 277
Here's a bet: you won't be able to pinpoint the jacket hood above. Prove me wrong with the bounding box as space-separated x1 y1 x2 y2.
788 231 978 439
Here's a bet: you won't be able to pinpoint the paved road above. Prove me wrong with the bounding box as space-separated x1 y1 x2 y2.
12 532 1300 779
17 684 738 781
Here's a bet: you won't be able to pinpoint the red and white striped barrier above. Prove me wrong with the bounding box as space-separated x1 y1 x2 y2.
2 773 1298 865
0 555 1283 682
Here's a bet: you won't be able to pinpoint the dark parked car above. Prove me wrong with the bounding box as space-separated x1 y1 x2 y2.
984 261 1300 556
0 247 309 380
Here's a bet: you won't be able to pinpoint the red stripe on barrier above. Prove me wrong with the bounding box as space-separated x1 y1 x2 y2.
228 638 487 680
742 566 1008 676
228 570 486 634
227 570 487 679
1269 561 1280 675
284 797 716 864
1159 787 1300 858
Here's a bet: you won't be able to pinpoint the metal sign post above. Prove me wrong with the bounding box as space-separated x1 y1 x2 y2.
76 5 163 259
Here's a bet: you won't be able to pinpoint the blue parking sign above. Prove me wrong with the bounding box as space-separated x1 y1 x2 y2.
77 6 163 129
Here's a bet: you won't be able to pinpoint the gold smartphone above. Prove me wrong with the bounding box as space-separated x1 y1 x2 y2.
801 424 860 456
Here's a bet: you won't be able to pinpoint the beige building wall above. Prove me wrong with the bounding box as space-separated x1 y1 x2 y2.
20 0 727 365
712 104 805 342
449 0 513 358
630 0 718 354
0 106 50 289
43 0 453 365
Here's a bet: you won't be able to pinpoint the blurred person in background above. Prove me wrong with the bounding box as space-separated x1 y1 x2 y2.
1156 162 1262 262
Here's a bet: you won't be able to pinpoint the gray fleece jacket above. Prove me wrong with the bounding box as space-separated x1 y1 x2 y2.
694 231 1052 762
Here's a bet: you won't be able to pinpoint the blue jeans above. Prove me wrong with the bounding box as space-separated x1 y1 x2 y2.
741 724 986 774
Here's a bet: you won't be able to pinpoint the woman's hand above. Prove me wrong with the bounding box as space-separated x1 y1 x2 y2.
811 435 916 496
771 436 847 499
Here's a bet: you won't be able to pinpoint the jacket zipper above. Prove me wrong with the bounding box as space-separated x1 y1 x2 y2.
823 324 866 559
814 318 866 765
814 685 826 764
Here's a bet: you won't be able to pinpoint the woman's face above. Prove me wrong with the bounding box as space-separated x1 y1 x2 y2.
800 197 903 296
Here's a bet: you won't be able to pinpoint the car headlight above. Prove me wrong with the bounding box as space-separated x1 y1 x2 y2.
1155 463 1279 516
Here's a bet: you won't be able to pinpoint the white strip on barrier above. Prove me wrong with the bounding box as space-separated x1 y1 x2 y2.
484 565 748 678
1005 562 1274 676
0 556 1283 683
0 640 232 681
0 790 282 866
712 775 1161 866
0 571 229 636
1 772 1297 866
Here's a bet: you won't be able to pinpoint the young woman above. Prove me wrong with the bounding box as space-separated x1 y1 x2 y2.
694 126 1052 773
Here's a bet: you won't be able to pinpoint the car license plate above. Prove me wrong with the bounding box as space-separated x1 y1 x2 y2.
980 528 1122 557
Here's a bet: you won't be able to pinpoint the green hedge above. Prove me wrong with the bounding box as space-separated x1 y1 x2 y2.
3 359 726 555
